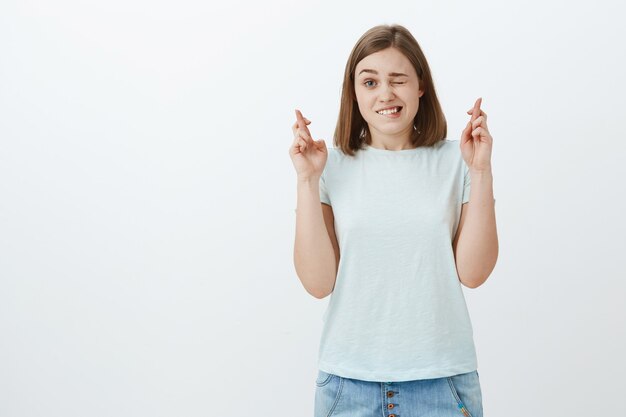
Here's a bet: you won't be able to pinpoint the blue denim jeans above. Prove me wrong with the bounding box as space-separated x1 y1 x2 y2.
314 369 483 417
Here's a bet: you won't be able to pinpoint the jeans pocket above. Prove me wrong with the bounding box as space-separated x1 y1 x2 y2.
316 370 334 387
314 370 344 417
446 371 483 417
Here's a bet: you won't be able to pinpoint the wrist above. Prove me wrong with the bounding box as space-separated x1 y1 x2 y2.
297 175 321 184
469 168 493 178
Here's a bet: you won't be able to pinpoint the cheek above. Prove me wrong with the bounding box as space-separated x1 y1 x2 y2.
355 91 370 105
356 94 374 111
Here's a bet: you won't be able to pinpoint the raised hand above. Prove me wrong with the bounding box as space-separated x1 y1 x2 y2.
289 109 328 180
460 97 493 173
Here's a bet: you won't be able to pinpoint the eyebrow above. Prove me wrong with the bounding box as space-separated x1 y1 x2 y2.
358 69 409 77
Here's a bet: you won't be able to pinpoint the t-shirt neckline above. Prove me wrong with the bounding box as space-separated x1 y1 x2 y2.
364 144 423 154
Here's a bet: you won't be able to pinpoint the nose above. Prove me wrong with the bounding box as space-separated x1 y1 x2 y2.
378 82 396 101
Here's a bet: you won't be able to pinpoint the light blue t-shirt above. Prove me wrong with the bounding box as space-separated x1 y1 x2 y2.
317 139 478 382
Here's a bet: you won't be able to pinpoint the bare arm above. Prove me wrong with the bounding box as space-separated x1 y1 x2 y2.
453 169 498 288
293 177 338 299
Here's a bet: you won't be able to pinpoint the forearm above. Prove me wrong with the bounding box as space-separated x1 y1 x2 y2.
293 177 337 298
455 169 499 288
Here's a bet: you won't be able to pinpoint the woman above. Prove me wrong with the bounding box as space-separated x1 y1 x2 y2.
290 24 498 417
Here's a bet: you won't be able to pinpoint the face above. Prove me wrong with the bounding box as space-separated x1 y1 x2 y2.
354 47 424 144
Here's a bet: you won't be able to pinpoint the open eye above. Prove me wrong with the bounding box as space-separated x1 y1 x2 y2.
364 80 376 87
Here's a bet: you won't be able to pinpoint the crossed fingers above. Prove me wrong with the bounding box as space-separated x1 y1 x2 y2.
466 98 489 133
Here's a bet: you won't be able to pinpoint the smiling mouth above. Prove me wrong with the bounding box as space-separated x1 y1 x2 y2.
376 106 403 115
376 106 402 116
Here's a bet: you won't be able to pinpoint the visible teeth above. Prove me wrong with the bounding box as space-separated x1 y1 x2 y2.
377 107 400 115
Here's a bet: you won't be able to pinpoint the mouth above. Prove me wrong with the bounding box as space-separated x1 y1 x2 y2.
376 106 403 117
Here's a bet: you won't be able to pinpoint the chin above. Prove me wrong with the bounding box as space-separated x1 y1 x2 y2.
376 123 412 134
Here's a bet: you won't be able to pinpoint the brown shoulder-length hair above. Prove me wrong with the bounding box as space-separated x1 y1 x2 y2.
333 24 447 156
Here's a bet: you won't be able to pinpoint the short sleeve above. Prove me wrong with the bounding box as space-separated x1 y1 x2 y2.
462 160 470 204
320 170 331 205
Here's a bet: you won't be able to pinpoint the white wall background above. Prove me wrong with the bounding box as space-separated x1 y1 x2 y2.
1 0 625 416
